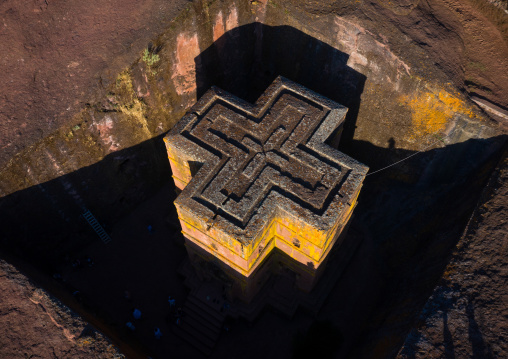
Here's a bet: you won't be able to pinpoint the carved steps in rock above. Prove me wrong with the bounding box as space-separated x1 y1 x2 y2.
82 210 111 244
267 275 299 318
173 322 213 356
185 294 225 328
173 294 225 356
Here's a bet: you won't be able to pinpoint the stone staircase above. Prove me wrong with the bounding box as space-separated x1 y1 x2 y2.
82 209 112 244
173 293 226 356
171 221 368 356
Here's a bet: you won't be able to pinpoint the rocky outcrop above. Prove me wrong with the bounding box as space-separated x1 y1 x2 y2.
0 259 121 358
398 151 508 359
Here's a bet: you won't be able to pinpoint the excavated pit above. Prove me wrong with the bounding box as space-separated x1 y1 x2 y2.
0 1 507 358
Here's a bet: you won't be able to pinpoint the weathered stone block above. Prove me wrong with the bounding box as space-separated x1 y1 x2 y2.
164 76 368 300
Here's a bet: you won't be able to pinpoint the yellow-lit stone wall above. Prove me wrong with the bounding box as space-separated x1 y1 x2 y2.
165 77 368 300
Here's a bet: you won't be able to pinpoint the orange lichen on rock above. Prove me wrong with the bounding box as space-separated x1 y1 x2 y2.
401 87 476 141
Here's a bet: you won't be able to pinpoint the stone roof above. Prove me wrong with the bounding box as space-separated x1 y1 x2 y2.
164 76 367 274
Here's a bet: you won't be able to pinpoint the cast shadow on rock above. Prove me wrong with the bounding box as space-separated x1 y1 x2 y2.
0 127 504 359
0 134 172 271
0 20 505 358
344 135 506 358
194 23 366 149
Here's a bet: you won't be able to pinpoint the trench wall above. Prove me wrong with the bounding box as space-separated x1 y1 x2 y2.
0 1 506 356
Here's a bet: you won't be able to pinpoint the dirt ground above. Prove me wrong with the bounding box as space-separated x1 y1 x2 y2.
371 0 508 108
0 0 190 169
0 259 121 358
398 150 508 358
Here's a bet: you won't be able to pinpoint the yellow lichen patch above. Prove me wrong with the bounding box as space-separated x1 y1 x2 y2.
113 71 135 102
77 337 94 347
113 71 152 138
401 88 475 141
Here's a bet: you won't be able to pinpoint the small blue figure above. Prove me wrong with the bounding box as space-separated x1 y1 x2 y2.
133 308 142 320
168 296 176 308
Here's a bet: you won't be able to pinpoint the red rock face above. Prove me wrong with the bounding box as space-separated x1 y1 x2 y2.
0 0 190 168
213 7 239 41
172 33 201 97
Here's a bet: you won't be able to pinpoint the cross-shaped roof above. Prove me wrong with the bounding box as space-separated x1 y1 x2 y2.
165 76 367 276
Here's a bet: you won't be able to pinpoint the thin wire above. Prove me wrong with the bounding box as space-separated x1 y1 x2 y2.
366 122 469 176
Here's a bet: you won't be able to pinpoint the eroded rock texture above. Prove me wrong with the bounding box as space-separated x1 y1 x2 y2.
0 259 121 358
398 152 508 359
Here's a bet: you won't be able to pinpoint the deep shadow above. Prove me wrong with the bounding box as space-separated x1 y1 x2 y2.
342 136 506 358
443 311 456 359
396 329 420 359
466 299 493 359
195 23 366 149
388 137 396 149
291 320 343 359
0 134 172 272
0 133 504 359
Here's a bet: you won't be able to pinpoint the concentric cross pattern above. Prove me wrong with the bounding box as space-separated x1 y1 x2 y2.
165 77 367 280
186 92 348 225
